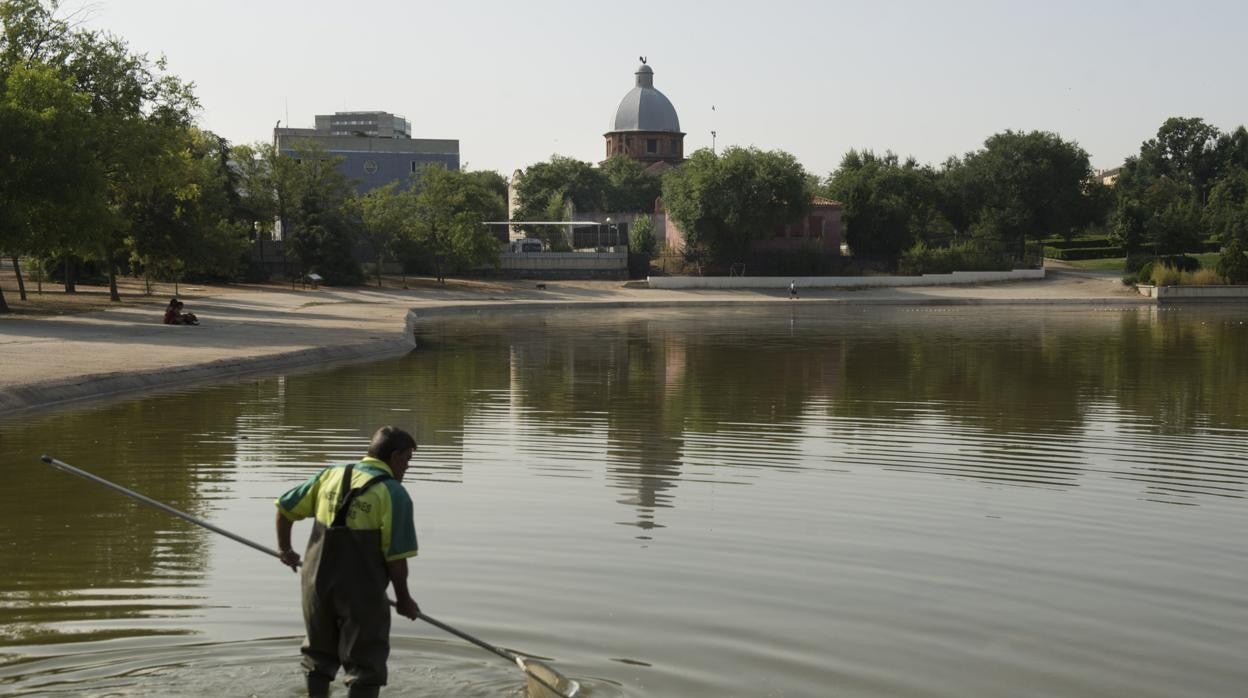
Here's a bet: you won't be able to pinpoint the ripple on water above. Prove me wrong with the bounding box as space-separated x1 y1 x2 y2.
0 636 620 697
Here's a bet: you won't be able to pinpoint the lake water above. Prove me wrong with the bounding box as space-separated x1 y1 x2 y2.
2 305 1247 697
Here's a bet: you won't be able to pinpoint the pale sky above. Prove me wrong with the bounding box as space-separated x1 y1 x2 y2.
78 0 1247 178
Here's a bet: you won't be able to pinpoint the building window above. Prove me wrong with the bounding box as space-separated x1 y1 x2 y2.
412 161 419 172
647 139 658 154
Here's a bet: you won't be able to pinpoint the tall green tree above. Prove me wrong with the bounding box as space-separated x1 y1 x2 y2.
0 0 100 309
934 154 983 238
135 129 250 284
462 169 508 203
348 181 413 287
513 156 607 233
53 22 200 299
282 143 361 285
602 155 662 212
1204 168 1248 246
1138 117 1223 204
1112 176 1203 256
960 130 1096 258
662 147 811 266
404 167 506 283
0 60 98 310
823 150 946 261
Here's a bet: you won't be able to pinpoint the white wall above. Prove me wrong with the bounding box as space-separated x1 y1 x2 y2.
500 252 627 272
1137 284 1248 300
647 269 1045 289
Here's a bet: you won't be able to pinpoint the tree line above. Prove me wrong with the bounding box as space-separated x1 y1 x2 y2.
8 0 1248 313
515 118 1248 276
0 0 505 312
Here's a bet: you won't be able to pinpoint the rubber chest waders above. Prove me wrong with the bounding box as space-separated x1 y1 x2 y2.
301 465 395 691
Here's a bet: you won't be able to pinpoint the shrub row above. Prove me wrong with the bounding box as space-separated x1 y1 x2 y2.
1125 247 1248 285
1040 237 1113 250
899 241 1014 275
1043 246 1125 260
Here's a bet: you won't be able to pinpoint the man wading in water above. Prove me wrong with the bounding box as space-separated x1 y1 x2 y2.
275 426 422 697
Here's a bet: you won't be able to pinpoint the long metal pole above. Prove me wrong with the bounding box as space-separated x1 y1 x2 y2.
418 613 521 665
39 454 577 698
41 455 284 560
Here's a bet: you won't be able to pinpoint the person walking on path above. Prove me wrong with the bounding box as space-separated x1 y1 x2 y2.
275 426 422 698
789 280 799 300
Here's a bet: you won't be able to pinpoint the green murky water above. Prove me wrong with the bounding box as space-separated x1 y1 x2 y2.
2 305 1247 696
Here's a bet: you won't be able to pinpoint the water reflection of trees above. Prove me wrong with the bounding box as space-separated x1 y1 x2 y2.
419 306 1248 521
6 305 1242 638
246 349 511 480
0 393 239 644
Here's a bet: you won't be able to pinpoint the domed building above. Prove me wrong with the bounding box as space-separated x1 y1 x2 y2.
605 61 685 171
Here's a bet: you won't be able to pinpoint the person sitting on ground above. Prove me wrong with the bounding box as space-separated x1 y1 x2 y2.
163 298 183 325
176 301 199 325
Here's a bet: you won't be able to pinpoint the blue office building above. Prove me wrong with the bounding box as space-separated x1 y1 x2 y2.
273 111 459 194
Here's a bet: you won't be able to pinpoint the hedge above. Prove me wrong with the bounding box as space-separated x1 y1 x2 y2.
1044 240 1223 260
1043 246 1124 260
1040 237 1113 250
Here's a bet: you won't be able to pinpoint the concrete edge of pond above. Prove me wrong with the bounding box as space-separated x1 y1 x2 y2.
0 339 412 416
0 290 1174 417
404 295 1159 328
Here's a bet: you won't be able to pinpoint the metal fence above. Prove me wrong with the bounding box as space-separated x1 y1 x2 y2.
570 223 628 250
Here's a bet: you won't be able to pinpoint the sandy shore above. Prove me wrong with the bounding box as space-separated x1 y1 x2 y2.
0 268 1145 414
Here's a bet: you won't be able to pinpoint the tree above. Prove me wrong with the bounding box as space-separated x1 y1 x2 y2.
1216 238 1248 284
283 144 361 285
601 155 662 212
461 169 508 203
1138 117 1223 204
512 156 607 235
1110 195 1149 257
349 181 413 287
162 129 250 282
935 155 983 238
1113 176 1203 257
824 150 944 261
0 60 98 310
0 1 102 310
48 21 201 300
629 214 656 259
1151 196 1203 256
404 166 506 283
662 147 811 266
959 130 1096 259
1204 168 1248 246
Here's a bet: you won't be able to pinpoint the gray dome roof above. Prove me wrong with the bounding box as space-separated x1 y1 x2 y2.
611 63 681 133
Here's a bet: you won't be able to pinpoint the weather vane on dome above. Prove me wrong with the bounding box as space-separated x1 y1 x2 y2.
639 56 647 65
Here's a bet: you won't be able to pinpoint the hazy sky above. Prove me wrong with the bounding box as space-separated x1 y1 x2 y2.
78 0 1247 178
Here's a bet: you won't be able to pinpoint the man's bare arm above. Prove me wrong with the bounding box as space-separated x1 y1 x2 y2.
387 558 420 619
